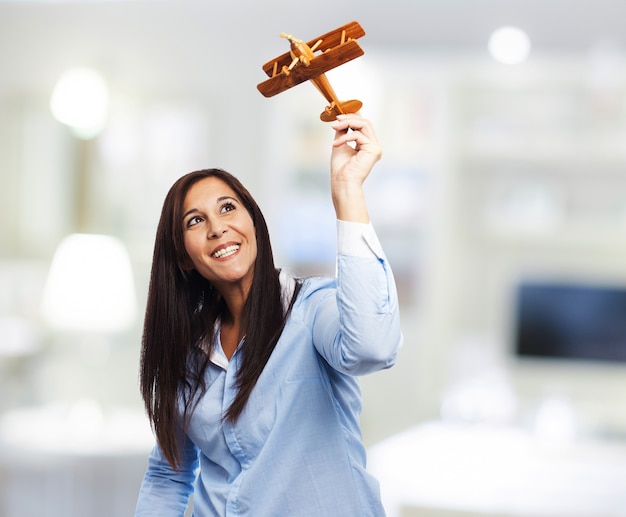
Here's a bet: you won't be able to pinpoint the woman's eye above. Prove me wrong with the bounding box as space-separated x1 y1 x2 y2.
220 202 236 213
187 216 203 227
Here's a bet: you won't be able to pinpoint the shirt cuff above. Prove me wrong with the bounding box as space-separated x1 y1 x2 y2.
337 219 384 259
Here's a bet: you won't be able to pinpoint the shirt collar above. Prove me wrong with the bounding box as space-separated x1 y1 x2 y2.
205 269 297 371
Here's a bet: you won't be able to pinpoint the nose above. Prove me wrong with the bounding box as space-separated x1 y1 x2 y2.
207 220 227 239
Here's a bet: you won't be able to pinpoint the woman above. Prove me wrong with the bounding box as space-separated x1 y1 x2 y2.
135 114 402 516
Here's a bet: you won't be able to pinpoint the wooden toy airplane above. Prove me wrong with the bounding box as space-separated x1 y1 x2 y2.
257 21 365 121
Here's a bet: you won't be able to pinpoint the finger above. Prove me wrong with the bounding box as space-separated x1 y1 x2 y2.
333 124 360 146
343 112 370 124
333 119 369 140
333 128 366 149
332 114 365 132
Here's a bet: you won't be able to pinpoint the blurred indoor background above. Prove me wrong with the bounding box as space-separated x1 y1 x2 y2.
1 1 626 516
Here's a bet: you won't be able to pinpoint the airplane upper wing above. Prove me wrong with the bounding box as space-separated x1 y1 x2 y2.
260 20 366 77
257 39 364 97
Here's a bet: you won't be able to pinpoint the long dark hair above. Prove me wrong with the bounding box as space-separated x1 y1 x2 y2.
140 168 291 469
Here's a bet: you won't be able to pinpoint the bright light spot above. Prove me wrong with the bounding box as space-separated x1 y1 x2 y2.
50 67 109 139
41 233 137 333
488 26 531 65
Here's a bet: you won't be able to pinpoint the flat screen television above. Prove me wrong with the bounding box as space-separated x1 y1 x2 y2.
514 281 626 363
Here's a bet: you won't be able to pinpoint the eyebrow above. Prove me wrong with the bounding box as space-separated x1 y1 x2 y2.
182 195 237 220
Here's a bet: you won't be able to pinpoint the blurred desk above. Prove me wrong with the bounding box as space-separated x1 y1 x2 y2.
368 421 626 517
0 402 154 517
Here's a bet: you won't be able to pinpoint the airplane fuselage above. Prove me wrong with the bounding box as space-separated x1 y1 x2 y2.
283 34 339 107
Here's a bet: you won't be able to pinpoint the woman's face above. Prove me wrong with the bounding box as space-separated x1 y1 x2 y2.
182 176 257 296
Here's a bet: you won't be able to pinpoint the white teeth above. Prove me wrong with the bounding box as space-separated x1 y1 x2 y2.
213 244 239 258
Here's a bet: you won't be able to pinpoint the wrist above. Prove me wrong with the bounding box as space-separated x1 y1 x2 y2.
332 182 369 223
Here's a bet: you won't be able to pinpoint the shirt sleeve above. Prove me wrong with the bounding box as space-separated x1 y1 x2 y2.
135 433 199 516
336 219 384 258
311 222 403 376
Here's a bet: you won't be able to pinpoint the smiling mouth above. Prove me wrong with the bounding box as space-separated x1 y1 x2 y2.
212 244 240 259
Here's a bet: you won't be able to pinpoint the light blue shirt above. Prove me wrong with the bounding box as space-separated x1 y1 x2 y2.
135 221 403 517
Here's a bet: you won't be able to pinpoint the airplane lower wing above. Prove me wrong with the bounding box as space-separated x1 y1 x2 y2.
257 39 364 98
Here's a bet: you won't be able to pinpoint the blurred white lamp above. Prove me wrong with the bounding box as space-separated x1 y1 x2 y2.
488 26 531 65
50 67 109 139
41 234 137 334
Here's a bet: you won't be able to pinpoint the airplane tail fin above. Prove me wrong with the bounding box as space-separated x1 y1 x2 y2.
320 99 363 122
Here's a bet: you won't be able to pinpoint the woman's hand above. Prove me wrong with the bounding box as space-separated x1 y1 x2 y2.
330 114 382 223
